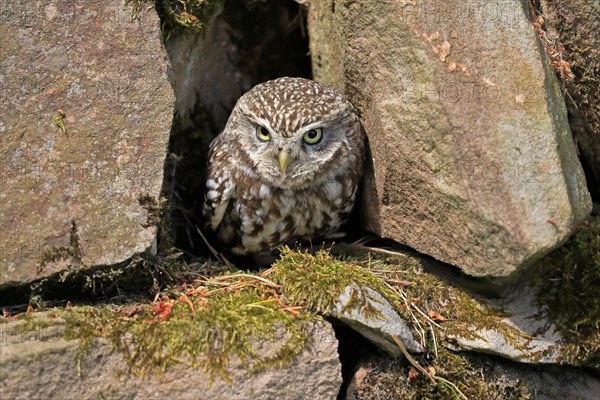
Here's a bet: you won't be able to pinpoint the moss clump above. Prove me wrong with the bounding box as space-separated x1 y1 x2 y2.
157 0 222 34
535 217 600 365
4 247 559 392
335 251 529 348
60 273 318 381
126 0 222 35
401 269 529 346
268 247 401 319
268 247 529 350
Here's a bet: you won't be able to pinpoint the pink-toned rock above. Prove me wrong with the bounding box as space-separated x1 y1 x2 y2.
0 1 174 283
0 316 341 400
307 0 592 276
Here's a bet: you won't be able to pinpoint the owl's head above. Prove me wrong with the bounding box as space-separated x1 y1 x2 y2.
224 77 364 189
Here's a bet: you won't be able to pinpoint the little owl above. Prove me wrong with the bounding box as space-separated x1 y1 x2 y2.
203 77 365 256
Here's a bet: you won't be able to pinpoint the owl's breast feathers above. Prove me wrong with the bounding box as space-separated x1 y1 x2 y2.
203 163 360 255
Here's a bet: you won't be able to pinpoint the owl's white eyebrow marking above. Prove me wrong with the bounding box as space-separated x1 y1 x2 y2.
248 115 274 133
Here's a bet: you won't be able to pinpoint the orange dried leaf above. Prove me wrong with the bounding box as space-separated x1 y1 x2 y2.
179 294 196 315
152 301 174 322
428 311 448 322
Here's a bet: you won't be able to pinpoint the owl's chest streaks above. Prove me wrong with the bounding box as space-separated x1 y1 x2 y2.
218 173 356 255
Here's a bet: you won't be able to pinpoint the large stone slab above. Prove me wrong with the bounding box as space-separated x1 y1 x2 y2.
0 315 341 400
444 287 577 366
0 1 174 283
307 0 592 276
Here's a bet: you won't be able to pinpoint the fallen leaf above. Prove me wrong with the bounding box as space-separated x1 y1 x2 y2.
428 311 448 322
179 294 196 315
152 301 174 322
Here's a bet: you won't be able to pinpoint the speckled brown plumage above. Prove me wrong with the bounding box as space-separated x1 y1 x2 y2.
203 77 365 255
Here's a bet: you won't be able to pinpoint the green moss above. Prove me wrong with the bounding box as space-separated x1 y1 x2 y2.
2 246 560 393
269 247 402 320
10 245 584 388
126 0 222 35
269 247 533 353
158 0 221 34
534 216 600 365
59 275 318 382
412 274 530 348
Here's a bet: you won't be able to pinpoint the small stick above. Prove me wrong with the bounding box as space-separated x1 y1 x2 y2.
195 227 233 268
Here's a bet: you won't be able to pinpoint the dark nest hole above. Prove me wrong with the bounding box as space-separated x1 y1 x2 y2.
331 322 382 400
159 0 314 262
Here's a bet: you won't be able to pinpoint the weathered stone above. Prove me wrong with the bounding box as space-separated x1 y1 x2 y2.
0 316 341 400
539 0 600 201
444 287 567 365
307 0 592 276
0 1 174 283
330 285 423 356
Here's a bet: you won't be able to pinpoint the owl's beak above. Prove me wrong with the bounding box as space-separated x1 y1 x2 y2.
278 150 290 173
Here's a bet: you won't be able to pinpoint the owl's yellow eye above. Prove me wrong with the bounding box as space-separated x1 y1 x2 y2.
256 125 271 142
303 128 323 145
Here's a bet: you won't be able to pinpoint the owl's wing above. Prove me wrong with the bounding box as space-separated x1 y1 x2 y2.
203 135 235 231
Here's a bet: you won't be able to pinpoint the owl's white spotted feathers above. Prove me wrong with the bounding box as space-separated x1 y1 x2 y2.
203 77 365 255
